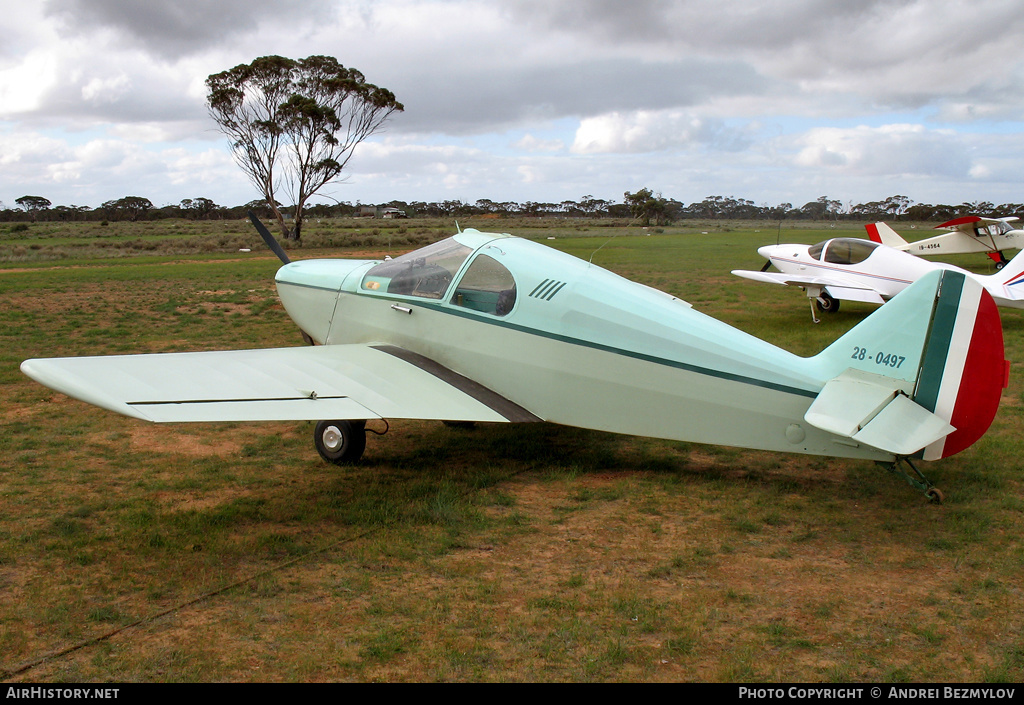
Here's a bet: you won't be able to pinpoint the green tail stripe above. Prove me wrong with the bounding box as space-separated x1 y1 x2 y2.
914 271 964 414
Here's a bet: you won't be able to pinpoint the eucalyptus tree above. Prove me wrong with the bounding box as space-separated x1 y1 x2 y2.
206 55 403 241
101 196 153 222
15 196 51 219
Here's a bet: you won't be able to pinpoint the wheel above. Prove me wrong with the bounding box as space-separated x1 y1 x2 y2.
926 487 945 504
995 260 1006 270
314 420 366 465
815 293 840 314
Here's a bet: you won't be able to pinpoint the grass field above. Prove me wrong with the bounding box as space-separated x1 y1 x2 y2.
2 218 1023 682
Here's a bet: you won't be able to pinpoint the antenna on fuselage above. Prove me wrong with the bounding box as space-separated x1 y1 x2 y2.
589 233 618 264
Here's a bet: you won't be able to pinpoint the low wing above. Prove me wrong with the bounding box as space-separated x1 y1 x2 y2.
20 344 541 424
731 269 886 304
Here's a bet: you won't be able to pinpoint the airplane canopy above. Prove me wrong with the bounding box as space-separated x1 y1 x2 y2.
809 238 881 265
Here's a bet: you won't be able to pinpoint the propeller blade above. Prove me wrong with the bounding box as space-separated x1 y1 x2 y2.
760 260 772 272
247 210 291 264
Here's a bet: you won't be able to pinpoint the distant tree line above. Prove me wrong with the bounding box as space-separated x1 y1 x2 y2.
3 192 1022 225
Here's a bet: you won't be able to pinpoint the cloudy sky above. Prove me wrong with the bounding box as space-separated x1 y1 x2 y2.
1 0 1023 211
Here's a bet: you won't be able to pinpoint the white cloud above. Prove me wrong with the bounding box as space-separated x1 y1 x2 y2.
81 74 132 105
571 110 746 155
0 1 1020 209
792 124 969 178
0 52 59 115
513 134 564 153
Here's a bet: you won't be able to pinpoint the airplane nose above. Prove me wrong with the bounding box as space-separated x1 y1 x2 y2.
757 245 776 259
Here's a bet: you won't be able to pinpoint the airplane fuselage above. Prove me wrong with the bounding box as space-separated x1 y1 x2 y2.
276 231 905 461
758 239 1024 309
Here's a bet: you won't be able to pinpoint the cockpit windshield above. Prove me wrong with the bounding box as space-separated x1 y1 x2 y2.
808 238 880 265
361 238 473 299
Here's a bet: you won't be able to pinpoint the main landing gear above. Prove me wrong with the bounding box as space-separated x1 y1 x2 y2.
314 420 367 465
882 457 945 504
809 292 841 324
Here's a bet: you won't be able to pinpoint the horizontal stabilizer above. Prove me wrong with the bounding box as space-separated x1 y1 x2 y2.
853 395 955 456
805 369 954 455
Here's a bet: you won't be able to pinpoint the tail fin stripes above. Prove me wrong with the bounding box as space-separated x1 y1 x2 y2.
987 249 1024 292
865 222 909 248
914 273 1007 460
810 270 1006 460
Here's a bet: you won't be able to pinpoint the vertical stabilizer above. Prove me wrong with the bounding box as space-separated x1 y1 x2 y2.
809 270 1007 460
912 272 1007 459
865 222 909 248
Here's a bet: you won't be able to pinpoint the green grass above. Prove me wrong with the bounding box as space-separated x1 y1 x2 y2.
1 217 1022 682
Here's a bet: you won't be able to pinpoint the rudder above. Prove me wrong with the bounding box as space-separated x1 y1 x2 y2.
865 222 908 248
809 270 1007 460
912 272 1007 459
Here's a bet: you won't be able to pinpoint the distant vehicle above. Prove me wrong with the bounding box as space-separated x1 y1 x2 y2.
867 216 1024 268
733 236 1024 322
20 218 1009 501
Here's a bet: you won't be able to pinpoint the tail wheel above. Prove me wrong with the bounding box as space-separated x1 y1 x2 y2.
314 420 366 465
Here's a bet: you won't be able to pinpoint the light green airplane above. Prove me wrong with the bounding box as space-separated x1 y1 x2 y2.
21 219 1009 501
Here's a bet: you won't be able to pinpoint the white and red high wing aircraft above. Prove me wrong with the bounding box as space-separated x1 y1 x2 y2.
733 236 1024 322
867 216 1024 268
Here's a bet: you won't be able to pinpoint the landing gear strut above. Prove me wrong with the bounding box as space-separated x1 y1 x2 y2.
809 292 840 324
882 457 944 503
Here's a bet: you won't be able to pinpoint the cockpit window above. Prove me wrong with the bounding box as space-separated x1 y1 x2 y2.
809 238 880 265
978 222 1013 237
361 238 472 299
451 254 517 316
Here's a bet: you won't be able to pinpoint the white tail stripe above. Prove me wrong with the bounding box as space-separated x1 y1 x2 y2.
921 282 981 461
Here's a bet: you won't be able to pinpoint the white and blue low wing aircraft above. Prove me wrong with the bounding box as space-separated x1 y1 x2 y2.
867 216 1024 268
733 236 1024 322
22 219 1009 501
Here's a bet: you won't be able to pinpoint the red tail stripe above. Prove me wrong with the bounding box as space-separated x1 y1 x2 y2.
941 292 1006 458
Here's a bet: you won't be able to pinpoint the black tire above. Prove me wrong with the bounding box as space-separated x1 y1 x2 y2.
314 420 366 465
815 293 840 314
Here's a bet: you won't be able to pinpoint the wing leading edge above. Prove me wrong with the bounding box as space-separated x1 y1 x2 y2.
21 344 541 424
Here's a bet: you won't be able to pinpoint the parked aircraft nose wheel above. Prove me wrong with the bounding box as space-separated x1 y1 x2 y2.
314 420 366 464
926 487 945 504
